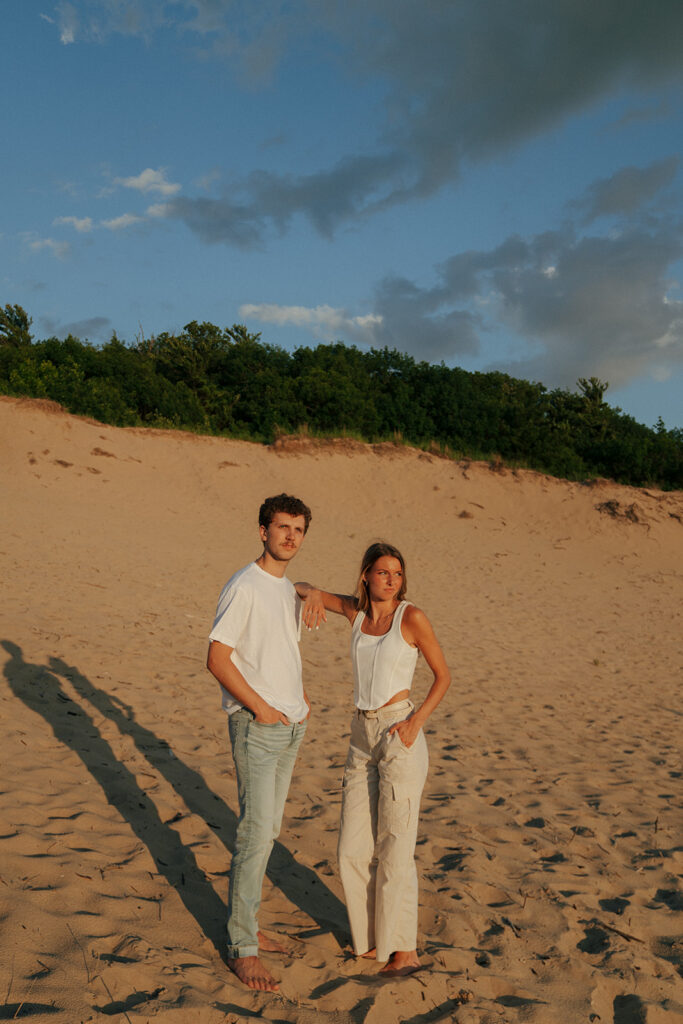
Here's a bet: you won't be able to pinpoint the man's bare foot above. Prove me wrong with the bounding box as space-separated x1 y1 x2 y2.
227 955 280 991
360 948 377 960
379 950 421 977
258 930 288 954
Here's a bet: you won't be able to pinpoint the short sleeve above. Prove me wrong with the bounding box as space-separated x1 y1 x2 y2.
209 580 252 648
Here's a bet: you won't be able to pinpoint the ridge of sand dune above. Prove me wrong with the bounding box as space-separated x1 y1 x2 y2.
1 395 681 1023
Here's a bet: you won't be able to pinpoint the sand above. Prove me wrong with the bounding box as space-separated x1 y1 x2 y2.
1 394 681 1024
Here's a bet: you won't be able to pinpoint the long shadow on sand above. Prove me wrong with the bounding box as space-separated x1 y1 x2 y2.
2 641 347 954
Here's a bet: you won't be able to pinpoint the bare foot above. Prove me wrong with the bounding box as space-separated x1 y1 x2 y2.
258 930 288 954
379 950 421 977
227 955 280 991
360 948 377 960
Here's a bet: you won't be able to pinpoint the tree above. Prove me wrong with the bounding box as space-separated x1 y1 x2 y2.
0 304 32 347
577 376 608 406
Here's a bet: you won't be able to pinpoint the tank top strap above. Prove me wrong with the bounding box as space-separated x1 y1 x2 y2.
392 600 412 633
352 608 366 634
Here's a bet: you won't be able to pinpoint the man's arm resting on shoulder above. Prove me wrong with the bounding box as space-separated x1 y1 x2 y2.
206 640 290 724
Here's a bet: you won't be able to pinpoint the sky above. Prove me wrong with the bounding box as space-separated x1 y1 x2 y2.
3 1 683 430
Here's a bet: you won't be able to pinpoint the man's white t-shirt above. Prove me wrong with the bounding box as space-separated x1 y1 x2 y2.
209 561 307 722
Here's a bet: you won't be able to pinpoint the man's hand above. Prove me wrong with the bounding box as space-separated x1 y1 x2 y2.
253 702 290 725
302 589 327 631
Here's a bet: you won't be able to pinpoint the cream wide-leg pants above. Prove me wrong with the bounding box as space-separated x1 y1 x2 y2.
337 699 429 962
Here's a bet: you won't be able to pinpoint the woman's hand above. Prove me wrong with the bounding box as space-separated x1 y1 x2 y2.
295 582 357 625
388 714 422 749
302 588 328 631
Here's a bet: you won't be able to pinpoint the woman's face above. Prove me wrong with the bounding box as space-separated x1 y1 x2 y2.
364 555 403 602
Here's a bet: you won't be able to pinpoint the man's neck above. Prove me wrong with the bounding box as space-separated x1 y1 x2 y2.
255 552 288 578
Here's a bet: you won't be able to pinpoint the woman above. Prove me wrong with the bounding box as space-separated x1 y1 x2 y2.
297 542 450 976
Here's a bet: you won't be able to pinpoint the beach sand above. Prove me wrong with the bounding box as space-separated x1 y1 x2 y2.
1 394 681 1023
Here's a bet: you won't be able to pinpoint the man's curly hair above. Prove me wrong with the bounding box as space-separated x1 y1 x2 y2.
259 494 312 534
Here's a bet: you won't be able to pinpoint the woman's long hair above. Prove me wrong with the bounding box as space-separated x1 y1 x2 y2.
355 542 407 613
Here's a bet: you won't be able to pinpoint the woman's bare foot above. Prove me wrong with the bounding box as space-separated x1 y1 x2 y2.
258 930 288 954
227 955 280 991
379 950 421 976
360 948 377 960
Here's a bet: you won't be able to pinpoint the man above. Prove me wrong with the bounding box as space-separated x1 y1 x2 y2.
207 493 312 992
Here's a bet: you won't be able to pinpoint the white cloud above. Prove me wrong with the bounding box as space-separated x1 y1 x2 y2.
240 303 383 345
362 220 683 386
653 319 683 351
56 1 78 44
101 213 142 230
146 202 170 218
28 236 70 259
49 4 683 246
53 215 93 233
114 167 181 196
241 161 683 386
52 0 167 45
157 2 683 246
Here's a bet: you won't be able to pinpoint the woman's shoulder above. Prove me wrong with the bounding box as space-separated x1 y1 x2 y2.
401 601 426 623
400 602 432 639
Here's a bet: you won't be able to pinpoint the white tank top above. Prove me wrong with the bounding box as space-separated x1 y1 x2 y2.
351 601 418 710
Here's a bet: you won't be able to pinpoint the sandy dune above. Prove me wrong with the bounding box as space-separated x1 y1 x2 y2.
1 395 681 1023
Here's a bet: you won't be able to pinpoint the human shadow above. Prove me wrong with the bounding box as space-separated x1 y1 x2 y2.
0 1005 61 1019
2 641 346 949
47 654 346 936
2 640 226 953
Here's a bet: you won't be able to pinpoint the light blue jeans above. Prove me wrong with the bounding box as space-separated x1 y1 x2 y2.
226 709 307 958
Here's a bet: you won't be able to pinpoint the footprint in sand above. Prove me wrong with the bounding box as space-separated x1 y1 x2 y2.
650 935 683 977
598 896 630 915
577 926 610 954
651 887 683 912
613 994 647 1024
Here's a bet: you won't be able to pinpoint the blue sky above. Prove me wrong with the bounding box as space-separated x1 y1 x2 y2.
3 1 683 429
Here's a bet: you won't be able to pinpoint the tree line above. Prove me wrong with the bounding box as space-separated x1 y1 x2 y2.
1 303 681 488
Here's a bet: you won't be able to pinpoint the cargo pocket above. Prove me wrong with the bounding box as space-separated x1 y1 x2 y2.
389 785 411 837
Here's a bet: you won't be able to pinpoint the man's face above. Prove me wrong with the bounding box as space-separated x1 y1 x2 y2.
259 512 307 563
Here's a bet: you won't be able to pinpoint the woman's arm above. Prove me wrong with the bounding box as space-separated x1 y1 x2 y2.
389 605 451 747
295 582 357 629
